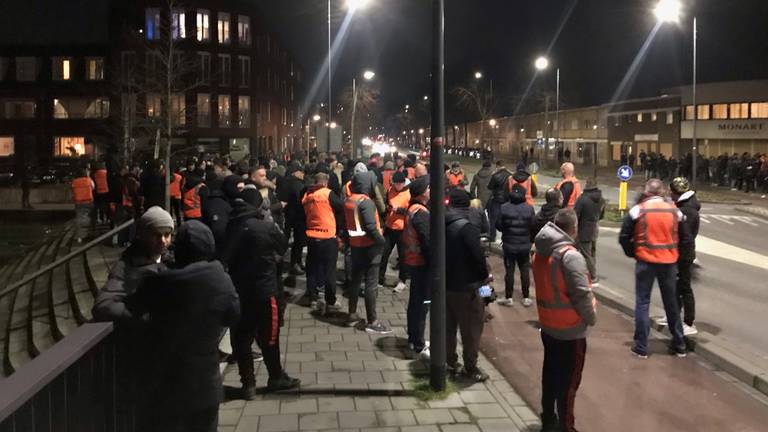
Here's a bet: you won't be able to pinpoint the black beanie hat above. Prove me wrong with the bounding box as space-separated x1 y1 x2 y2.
240 185 263 208
409 176 429 197
449 188 471 208
392 171 406 184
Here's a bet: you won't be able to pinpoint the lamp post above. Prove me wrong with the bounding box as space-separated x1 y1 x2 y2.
351 70 375 158
655 0 696 186
535 57 559 166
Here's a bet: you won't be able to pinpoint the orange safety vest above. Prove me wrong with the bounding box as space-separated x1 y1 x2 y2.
402 203 428 267
406 167 415 180
555 177 582 208
633 198 680 264
169 173 182 199
384 187 411 231
344 193 381 248
71 177 94 205
183 184 203 219
302 187 336 239
447 171 465 187
533 245 595 333
94 169 109 194
509 176 534 206
382 170 394 191
343 181 352 199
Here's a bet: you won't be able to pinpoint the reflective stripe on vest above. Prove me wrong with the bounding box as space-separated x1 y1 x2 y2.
402 203 428 266
183 184 203 218
384 187 411 231
634 199 680 264
533 245 590 331
169 173 182 199
94 169 109 194
302 187 336 239
555 177 582 208
71 177 94 204
344 194 381 248
509 176 534 205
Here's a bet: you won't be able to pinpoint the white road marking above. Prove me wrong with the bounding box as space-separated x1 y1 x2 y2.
734 216 759 227
711 215 735 225
699 216 711 223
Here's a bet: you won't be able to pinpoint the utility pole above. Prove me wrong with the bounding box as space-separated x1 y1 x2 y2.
691 17 698 189
327 0 333 154
351 78 357 158
429 0 446 392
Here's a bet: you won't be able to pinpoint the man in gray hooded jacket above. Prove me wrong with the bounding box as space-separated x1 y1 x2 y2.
533 209 597 432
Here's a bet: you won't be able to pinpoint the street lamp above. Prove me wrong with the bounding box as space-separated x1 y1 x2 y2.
654 0 681 22
313 114 321 122
534 56 550 71
351 69 376 158
534 56 560 166
474 71 483 80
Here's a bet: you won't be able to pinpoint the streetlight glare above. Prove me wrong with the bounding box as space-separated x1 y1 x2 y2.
489 119 497 127
312 114 321 122
535 56 550 71
418 128 425 134
363 70 376 80
423 95 429 101
346 0 370 12
655 0 681 23
330 122 338 129
474 71 483 79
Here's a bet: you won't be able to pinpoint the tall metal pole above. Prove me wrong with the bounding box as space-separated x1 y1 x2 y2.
555 68 561 151
429 0 446 392
351 78 357 159
691 17 698 188
327 0 333 154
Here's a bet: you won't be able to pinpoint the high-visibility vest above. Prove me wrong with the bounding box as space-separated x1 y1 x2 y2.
344 193 381 248
302 187 336 240
402 203 428 267
343 181 352 199
633 198 680 264
94 169 109 194
447 171 465 187
183 184 203 219
406 167 415 180
169 173 182 199
382 170 394 191
71 177 94 205
533 245 596 333
384 187 411 231
509 176 534 206
555 176 582 208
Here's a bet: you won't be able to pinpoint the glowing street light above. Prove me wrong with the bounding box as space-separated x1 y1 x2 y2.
534 56 550 71
474 71 483 80
489 119 497 127
363 70 376 80
654 0 681 23
330 122 338 129
346 0 371 12
423 95 429 101
312 114 321 122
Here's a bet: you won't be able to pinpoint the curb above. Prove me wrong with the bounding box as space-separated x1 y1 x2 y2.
488 243 768 400
735 206 768 221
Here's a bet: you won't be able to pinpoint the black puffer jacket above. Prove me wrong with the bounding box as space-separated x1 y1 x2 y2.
201 188 232 258
574 187 605 242
676 191 700 262
486 168 512 205
497 190 535 254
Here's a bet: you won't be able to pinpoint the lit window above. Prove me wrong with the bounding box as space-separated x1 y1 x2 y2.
0 58 8 81
0 137 14 156
170 94 186 126
197 93 211 127
238 15 251 46
86 58 105 81
146 8 160 40
712 104 728 119
196 10 210 41
685 105 695 120
172 9 186 39
651 112 658 122
666 112 674 124
238 96 250 128
52 57 72 81
750 102 768 119
1 99 36 119
218 95 231 128
729 103 749 119
697 105 710 120
217 12 230 44
198 52 210 84
146 94 162 118
53 97 109 119
54 137 86 157
238 56 250 87
219 55 231 86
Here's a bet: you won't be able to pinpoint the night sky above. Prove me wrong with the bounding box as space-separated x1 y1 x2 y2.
256 0 768 124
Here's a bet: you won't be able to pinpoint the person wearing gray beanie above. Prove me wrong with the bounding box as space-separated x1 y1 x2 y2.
137 206 175 238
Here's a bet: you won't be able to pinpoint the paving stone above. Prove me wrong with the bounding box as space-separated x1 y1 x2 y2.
459 391 496 404
512 406 539 422
477 418 519 432
218 427 236 432
334 360 365 371
356 342 378 351
449 408 471 423
259 414 299 432
381 370 414 383
317 351 348 361
218 408 241 426
286 352 317 362
330 342 359 352
233 415 259 432
427 393 465 409
377 410 417 427
317 371 351 384
302 342 331 352
400 426 441 432
302 327 330 335
317 396 355 412
287 335 316 343
220 399 246 410
292 319 319 328
281 398 318 414
390 396 423 410
346 351 378 361
335 383 369 391
363 360 396 371
439 425 480 432
286 342 304 353
355 396 393 411
244 400 281 416
285 362 302 374
466 404 507 419
339 411 378 429
301 361 333 373
361 428 399 432
368 382 403 392
293 373 318 385
299 412 339 430
350 371 384 384
413 408 455 425
501 392 526 407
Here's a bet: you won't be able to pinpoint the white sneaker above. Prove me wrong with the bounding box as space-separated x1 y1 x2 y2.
522 298 534 307
656 316 668 326
496 298 514 307
419 347 430 360
393 281 407 293
683 324 699 336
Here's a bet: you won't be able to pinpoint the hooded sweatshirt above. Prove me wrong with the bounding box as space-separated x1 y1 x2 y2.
574 187 605 242
510 170 538 198
675 191 700 262
469 165 494 207
531 202 560 242
349 172 386 247
534 222 597 340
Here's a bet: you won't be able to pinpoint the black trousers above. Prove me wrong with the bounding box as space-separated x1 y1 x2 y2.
503 251 531 299
487 202 502 242
170 197 183 226
306 237 339 303
290 224 306 267
677 259 695 326
578 240 597 280
234 296 283 384
407 265 430 352
446 290 485 371
379 228 408 284
349 246 381 323
541 332 587 432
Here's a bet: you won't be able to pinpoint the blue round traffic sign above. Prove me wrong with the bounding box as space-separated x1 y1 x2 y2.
617 165 633 181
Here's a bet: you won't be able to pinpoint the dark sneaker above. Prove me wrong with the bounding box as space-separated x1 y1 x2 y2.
630 347 649 359
540 412 560 432
289 264 305 276
668 346 687 358
365 321 393 335
346 313 362 327
241 384 257 400
463 366 489 382
267 374 301 392
447 362 463 376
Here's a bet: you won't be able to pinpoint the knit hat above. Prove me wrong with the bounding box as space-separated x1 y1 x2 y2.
174 220 215 267
240 185 264 208
482 160 492 168
354 162 368 174
137 206 174 236
451 162 460 168
449 189 471 208
409 176 429 197
392 171 406 184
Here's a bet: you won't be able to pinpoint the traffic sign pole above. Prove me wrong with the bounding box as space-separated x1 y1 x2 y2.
616 165 633 216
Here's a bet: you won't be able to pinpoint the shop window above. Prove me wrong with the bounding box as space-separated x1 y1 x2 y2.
198 52 210 84
146 8 160 40
1 99 36 119
697 105 710 120
750 102 768 119
86 57 105 81
196 10 210 41
238 96 250 128
685 105 695 120
52 57 72 81
0 137 14 156
636 113 643 123
172 8 186 39
651 112 658 122
217 12 230 44
729 103 749 119
218 95 231 128
197 93 211 127
238 15 251 46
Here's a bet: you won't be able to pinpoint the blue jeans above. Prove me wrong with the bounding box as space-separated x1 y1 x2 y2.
634 261 685 354
407 265 430 352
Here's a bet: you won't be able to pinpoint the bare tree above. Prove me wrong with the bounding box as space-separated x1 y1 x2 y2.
453 83 493 145
338 84 380 155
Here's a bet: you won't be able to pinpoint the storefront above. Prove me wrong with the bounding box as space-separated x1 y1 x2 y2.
681 119 768 157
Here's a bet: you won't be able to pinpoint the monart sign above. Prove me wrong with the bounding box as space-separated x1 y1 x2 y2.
681 120 768 140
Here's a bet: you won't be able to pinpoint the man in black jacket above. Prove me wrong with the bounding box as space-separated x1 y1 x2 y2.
574 179 605 284
202 175 241 259
486 160 513 243
281 164 308 275
446 205 490 382
404 177 431 357
497 185 535 307
225 189 300 397
131 220 240 432
669 177 701 336
531 189 563 242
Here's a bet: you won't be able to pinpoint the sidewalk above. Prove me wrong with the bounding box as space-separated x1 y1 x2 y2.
217 266 541 432
480 255 768 432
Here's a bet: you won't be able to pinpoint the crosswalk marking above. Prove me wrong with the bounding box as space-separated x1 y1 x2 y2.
710 215 735 225
699 214 764 226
